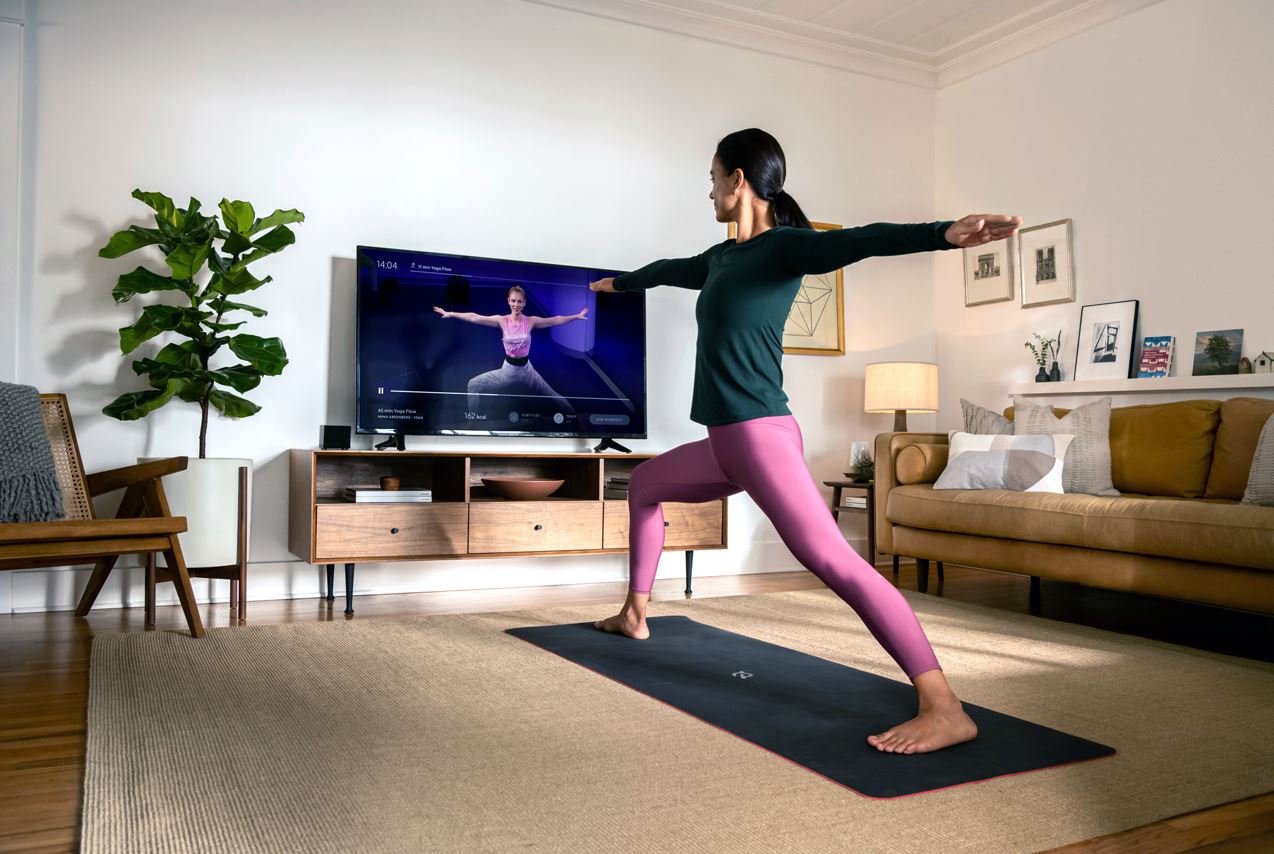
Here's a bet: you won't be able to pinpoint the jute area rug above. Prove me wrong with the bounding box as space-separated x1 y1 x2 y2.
84 588 1274 853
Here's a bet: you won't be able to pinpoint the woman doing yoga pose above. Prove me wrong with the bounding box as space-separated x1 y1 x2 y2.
434 285 587 419
589 128 1022 755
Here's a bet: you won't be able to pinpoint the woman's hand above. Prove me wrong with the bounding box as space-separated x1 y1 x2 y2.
574 307 590 320
433 306 451 319
944 214 1023 248
589 277 616 293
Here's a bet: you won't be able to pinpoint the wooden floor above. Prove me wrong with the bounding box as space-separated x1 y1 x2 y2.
2 562 1272 853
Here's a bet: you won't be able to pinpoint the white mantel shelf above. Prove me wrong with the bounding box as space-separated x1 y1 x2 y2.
1009 374 1274 397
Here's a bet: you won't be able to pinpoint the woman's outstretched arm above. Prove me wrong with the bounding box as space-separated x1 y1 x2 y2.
434 307 501 327
602 244 720 293
778 215 1022 276
529 308 589 329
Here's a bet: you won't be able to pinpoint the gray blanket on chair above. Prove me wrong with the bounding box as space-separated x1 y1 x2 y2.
0 382 66 522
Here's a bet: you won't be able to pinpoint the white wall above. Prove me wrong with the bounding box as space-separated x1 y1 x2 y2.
1 0 24 615
0 2 19 387
11 0 942 612
934 0 1274 422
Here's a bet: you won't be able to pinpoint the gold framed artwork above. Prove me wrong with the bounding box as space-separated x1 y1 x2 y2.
728 220 845 356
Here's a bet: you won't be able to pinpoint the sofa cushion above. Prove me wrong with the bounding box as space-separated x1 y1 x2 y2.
934 433 1071 493
1008 399 1221 497
1206 397 1274 499
1110 400 1221 497
886 484 1274 571
896 443 948 485
960 398 1013 435
1011 397 1118 496
1242 414 1274 507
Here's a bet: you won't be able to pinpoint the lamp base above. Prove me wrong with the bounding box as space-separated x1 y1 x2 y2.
893 410 908 432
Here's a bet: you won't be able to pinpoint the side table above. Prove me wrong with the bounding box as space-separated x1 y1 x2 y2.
824 479 876 567
824 478 945 589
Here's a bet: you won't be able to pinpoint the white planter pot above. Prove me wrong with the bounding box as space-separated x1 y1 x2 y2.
144 457 252 569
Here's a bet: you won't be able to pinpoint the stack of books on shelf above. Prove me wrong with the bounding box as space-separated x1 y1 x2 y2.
344 487 433 503
604 474 631 500
841 496 868 510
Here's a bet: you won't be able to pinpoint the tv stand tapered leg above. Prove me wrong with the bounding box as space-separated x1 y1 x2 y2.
345 563 355 615
684 551 694 596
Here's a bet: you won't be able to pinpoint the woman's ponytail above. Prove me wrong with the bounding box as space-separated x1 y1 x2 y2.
770 189 812 230
715 129 813 230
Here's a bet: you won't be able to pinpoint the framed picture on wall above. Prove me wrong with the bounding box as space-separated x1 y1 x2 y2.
963 237 1015 306
1074 299 1139 381
729 220 845 355
1019 218 1075 307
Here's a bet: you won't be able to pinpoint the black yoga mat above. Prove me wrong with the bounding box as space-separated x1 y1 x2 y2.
507 615 1115 799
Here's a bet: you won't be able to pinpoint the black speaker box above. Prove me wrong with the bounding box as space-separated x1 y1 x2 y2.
320 425 351 450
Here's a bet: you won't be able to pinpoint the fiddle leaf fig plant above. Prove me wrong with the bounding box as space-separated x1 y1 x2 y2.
100 189 304 458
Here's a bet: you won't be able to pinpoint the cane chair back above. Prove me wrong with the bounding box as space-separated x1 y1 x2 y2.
38 394 94 521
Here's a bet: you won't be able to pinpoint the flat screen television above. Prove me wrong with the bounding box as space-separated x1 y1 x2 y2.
355 245 645 440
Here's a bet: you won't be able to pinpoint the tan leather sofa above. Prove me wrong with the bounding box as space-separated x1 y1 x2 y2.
873 398 1274 616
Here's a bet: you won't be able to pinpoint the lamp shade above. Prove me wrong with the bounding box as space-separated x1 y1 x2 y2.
864 362 939 414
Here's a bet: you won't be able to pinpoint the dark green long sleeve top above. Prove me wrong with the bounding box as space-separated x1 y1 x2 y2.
614 221 959 427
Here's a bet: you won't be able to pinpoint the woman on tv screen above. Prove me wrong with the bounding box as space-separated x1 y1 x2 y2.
434 284 588 422
589 127 1022 755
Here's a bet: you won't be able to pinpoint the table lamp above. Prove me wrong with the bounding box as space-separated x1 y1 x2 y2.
864 361 938 431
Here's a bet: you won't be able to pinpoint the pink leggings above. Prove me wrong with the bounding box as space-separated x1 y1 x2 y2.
626 415 942 682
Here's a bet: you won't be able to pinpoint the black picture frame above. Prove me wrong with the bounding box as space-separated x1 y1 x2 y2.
1073 299 1139 382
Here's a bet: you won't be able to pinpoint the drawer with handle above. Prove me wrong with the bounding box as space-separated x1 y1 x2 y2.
315 503 468 560
468 501 602 554
602 500 723 550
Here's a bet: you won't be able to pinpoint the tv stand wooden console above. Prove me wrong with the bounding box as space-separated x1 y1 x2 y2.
288 450 729 614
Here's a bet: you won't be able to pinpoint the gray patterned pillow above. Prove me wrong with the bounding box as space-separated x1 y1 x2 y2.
1011 396 1120 496
1241 413 1274 506
960 398 1014 435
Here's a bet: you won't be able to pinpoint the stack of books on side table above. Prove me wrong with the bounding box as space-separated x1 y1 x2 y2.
841 496 868 510
604 474 630 500
345 488 433 503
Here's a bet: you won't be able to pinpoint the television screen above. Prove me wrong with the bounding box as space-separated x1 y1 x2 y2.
356 245 645 438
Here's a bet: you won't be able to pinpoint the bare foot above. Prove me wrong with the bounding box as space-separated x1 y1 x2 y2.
867 701 978 754
593 610 650 640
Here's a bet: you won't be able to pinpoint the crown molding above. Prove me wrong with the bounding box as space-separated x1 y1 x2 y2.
523 0 1166 90
934 0 1166 87
524 0 936 89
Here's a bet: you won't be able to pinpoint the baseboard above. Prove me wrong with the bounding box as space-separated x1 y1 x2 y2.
8 549 853 613
5 535 883 614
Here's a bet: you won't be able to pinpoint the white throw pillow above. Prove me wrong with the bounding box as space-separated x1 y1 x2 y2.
934 432 1074 493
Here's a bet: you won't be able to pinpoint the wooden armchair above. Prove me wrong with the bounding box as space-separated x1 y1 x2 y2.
0 394 205 637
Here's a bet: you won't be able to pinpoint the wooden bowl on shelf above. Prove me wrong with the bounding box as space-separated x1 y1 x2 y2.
481 477 565 500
